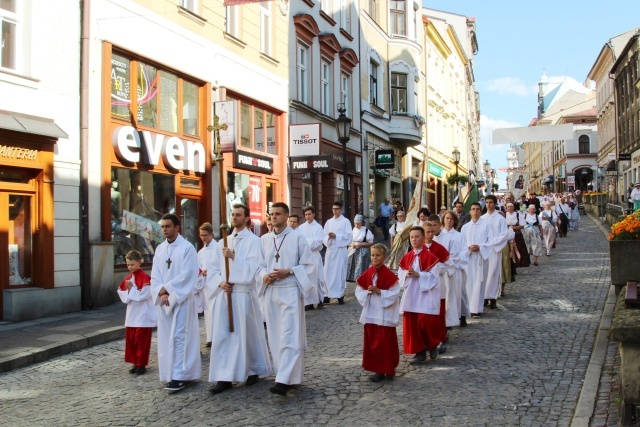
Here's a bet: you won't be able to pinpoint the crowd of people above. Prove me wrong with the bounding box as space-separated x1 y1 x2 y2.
115 189 581 395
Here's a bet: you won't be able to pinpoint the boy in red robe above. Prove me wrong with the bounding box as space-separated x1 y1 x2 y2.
117 250 156 375
425 217 450 353
398 227 441 364
355 244 400 382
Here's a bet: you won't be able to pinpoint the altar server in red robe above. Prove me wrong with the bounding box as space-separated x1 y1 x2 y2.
424 217 450 353
398 227 441 365
117 250 156 375
355 243 400 382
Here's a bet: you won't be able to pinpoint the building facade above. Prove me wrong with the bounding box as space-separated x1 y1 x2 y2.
0 0 80 321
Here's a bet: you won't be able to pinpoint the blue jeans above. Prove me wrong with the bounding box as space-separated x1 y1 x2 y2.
381 216 390 240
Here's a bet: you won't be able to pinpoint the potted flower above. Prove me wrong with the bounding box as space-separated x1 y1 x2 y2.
609 210 640 293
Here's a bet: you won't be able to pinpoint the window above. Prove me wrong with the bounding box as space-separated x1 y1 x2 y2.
227 95 278 154
391 73 407 113
369 61 378 105
390 1 406 36
0 0 19 71
260 2 272 56
181 0 198 14
297 43 310 105
321 60 333 116
341 73 351 116
225 5 239 38
579 135 590 154
110 51 202 137
369 0 377 21
339 0 350 31
321 0 332 17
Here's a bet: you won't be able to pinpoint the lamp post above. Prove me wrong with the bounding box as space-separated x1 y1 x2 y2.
452 148 460 182
335 103 352 220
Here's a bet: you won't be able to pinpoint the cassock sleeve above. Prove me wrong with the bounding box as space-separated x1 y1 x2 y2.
117 288 129 304
205 241 224 303
150 247 165 306
398 267 409 288
336 220 353 247
380 282 401 308
256 238 270 297
322 221 331 247
127 285 152 302
488 217 509 252
290 234 315 295
456 233 469 270
162 245 199 305
309 225 324 252
418 263 439 292
478 224 494 260
355 286 369 306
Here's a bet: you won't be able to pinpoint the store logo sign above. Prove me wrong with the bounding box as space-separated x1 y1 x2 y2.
233 150 273 174
112 126 205 173
289 123 320 157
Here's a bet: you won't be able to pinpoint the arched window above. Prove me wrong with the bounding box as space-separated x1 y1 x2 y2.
579 135 590 154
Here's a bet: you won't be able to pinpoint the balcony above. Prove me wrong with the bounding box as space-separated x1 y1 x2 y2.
389 113 424 148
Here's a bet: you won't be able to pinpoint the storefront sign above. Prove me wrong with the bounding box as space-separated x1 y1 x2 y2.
0 145 38 161
113 126 205 173
120 210 164 244
289 123 320 157
619 153 631 161
214 100 237 153
248 176 262 222
606 170 618 176
375 150 394 170
556 165 565 179
234 150 273 174
291 155 332 173
428 162 444 178
567 176 575 185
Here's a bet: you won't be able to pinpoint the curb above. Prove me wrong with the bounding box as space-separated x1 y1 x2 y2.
0 326 125 374
570 215 616 427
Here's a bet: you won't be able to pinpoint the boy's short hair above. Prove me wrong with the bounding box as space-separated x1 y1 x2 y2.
199 222 214 234
409 226 425 236
370 243 388 256
125 250 143 262
427 214 440 223
302 205 315 214
271 202 289 214
289 213 300 220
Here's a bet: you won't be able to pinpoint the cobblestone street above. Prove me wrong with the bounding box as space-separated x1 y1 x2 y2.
0 217 612 426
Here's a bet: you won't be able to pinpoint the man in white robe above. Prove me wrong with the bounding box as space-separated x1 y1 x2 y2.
150 214 201 393
257 202 316 396
298 205 326 310
322 201 352 304
193 222 215 348
460 203 492 317
480 195 509 309
206 204 273 394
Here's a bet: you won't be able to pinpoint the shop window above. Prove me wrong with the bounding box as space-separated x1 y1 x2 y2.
228 95 279 155
254 107 265 151
8 194 32 285
180 198 199 249
240 101 251 148
111 53 131 119
183 81 199 136
160 72 178 133
265 111 276 155
227 172 264 232
111 168 175 265
137 62 158 128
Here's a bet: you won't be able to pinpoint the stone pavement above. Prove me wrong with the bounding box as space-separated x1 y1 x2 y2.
0 216 615 426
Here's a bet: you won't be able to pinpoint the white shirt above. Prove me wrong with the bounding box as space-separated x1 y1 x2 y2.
631 188 640 201
389 221 407 237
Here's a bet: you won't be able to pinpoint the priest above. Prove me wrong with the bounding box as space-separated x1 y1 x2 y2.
206 204 273 395
460 203 492 317
298 205 326 310
481 195 509 309
322 201 352 304
150 213 201 393
257 202 316 396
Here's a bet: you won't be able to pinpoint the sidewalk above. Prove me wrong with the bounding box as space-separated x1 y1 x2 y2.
0 302 126 373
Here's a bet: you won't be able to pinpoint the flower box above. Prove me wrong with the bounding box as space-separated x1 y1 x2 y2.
610 240 640 293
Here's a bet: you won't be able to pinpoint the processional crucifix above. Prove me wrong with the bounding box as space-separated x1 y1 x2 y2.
207 116 234 333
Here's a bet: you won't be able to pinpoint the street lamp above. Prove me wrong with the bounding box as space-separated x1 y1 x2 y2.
452 148 460 178
335 103 352 220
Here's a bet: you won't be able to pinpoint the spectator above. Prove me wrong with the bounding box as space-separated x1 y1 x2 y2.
378 198 394 241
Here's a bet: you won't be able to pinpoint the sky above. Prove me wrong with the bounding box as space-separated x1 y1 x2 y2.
423 0 640 186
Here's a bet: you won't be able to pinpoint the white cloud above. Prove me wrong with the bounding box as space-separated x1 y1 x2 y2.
483 77 538 97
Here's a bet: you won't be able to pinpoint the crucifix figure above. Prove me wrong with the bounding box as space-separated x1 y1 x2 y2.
207 112 234 332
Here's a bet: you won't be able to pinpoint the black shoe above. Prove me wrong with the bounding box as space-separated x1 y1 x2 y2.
304 304 315 311
337 297 344 305
316 302 324 309
429 348 439 360
129 365 138 374
409 351 427 365
135 366 146 375
438 342 446 354
489 299 497 309
269 382 290 396
206 342 212 348
209 381 232 395
369 373 385 382
323 297 331 304
484 299 489 307
459 316 467 327
245 375 259 386
164 380 186 392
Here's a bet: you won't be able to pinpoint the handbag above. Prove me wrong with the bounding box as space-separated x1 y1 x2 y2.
374 216 383 227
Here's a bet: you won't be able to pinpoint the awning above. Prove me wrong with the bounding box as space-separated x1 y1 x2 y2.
542 175 554 184
0 110 68 139
606 160 616 171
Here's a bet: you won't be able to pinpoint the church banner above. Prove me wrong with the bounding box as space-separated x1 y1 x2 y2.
121 210 164 243
214 100 237 154
508 171 529 199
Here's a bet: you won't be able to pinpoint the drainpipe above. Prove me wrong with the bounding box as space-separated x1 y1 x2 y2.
80 0 93 310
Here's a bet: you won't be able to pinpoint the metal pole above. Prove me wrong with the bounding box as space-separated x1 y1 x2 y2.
342 140 350 220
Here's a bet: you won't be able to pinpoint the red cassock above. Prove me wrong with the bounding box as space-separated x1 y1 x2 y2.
120 270 153 367
426 241 450 343
356 265 400 375
399 248 441 354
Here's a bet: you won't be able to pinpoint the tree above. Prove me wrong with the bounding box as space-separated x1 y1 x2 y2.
446 174 469 186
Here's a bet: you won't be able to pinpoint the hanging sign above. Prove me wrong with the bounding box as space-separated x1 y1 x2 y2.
375 149 394 170
234 150 273 174
289 123 320 157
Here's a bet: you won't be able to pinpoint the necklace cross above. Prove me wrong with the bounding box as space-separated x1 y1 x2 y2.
166 258 172 269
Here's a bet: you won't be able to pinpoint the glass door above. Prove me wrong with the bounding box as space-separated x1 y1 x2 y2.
6 194 33 285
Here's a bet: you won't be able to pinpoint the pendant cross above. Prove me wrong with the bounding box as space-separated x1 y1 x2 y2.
275 253 280 262
166 258 172 269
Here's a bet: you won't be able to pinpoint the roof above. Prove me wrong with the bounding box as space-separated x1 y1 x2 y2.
0 110 68 139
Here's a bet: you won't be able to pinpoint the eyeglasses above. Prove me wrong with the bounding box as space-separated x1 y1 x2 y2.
332 208 341 211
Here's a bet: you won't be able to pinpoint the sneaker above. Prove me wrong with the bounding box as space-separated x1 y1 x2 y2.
135 366 146 375
129 365 138 374
409 351 427 365
209 381 232 395
269 382 290 396
546 252 550 256
369 373 385 382
429 348 439 360
245 375 259 386
438 342 447 354
337 297 345 305
164 380 185 392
